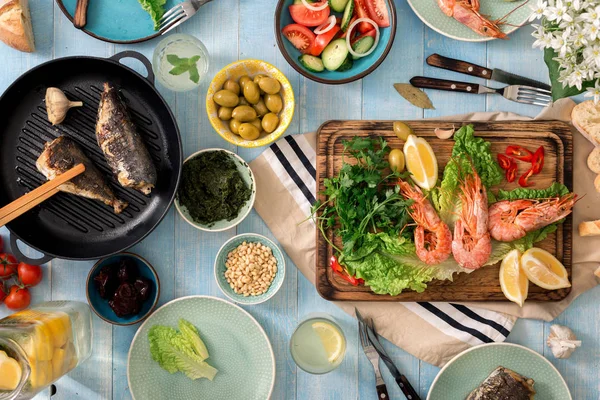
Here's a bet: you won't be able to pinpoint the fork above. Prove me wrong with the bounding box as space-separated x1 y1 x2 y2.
359 317 390 400
409 76 552 107
157 0 212 35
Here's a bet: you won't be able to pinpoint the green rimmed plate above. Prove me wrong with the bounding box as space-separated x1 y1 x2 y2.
407 0 532 42
428 343 571 399
127 296 275 400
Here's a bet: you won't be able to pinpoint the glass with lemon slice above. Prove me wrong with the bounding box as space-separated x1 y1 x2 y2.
290 313 346 374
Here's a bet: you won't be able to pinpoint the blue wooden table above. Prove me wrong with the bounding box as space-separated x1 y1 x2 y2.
0 1 598 399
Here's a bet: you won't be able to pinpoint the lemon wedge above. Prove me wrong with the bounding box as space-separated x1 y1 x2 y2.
521 248 571 290
403 135 438 190
499 249 528 307
312 322 345 363
0 350 22 391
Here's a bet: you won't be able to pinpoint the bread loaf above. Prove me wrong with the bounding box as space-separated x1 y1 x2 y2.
572 100 600 147
579 220 600 236
0 0 34 52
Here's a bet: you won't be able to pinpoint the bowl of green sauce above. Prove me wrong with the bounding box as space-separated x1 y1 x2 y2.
175 149 256 231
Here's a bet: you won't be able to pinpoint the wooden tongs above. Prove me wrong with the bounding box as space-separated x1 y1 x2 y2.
0 164 85 227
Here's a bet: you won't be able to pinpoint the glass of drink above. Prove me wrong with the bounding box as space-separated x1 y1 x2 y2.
152 33 210 92
290 313 346 374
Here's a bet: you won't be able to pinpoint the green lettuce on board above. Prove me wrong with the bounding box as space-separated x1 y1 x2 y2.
137 0 166 30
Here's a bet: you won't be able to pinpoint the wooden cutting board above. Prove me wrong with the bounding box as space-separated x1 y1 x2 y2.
315 120 573 302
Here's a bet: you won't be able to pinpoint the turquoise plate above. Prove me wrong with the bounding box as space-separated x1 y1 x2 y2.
428 343 571 400
56 0 182 43
128 296 275 400
406 0 532 42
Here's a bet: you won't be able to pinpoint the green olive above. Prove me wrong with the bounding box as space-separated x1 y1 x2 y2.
238 123 260 140
253 74 266 85
231 105 257 122
243 81 261 104
261 113 279 133
229 119 242 135
252 99 269 117
239 75 252 88
258 77 281 95
223 79 241 95
393 121 414 141
264 93 283 114
238 96 249 106
249 118 263 132
213 90 239 108
218 106 233 121
388 148 405 172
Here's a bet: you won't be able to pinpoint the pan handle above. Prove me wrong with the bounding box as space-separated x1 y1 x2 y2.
110 51 155 85
10 235 54 265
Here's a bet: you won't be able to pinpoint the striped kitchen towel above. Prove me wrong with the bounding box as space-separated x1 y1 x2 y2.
250 132 515 367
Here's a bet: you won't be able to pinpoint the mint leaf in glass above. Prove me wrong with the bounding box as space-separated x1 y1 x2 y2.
166 54 202 83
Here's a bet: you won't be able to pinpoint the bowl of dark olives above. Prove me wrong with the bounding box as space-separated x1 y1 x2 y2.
206 59 295 148
86 252 160 326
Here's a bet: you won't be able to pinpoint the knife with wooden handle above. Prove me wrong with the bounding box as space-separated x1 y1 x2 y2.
74 0 90 29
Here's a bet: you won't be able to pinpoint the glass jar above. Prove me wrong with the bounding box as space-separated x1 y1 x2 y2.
0 301 92 400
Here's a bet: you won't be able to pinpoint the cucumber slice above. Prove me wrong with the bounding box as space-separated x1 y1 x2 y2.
293 0 313 3
340 0 354 32
351 35 375 60
336 54 354 72
321 38 350 71
329 0 349 12
298 54 325 73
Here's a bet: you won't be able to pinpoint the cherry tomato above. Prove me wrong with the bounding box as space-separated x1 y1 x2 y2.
354 0 374 33
310 25 340 56
364 0 390 27
518 167 535 187
0 236 3 252
17 263 43 287
282 23 316 54
532 146 545 174
4 286 31 310
506 162 518 183
506 145 534 162
497 153 513 170
0 253 17 278
288 3 330 27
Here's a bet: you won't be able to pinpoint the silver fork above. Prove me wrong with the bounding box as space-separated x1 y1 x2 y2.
158 0 212 35
359 317 390 400
409 76 552 107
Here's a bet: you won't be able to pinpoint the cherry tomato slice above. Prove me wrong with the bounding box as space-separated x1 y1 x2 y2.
506 162 518 183
532 146 545 174
497 154 513 170
289 3 330 27
354 0 374 33
364 0 390 27
282 23 316 54
310 25 340 56
506 145 534 162
518 167 535 187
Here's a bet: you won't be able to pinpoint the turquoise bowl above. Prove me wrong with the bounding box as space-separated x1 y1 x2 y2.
275 0 397 84
214 234 286 305
428 343 571 399
86 253 160 326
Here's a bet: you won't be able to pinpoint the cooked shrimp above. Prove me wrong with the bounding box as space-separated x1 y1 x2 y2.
451 170 491 269
488 194 577 242
398 180 452 265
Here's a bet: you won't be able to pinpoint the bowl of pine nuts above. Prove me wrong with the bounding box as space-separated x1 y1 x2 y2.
214 233 286 305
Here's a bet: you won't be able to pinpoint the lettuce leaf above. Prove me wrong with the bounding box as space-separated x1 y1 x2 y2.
496 182 570 201
138 0 167 30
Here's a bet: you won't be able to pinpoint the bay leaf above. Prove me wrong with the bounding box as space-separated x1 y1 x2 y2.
393 83 435 110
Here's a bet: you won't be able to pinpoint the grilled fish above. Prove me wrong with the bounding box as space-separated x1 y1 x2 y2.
467 367 535 400
96 82 157 195
36 136 128 214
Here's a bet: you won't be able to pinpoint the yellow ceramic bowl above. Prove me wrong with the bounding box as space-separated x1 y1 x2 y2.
206 59 295 148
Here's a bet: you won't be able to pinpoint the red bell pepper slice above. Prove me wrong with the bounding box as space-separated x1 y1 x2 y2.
518 167 535 187
531 146 544 174
506 162 518 183
330 256 364 286
506 145 534 162
497 154 513 170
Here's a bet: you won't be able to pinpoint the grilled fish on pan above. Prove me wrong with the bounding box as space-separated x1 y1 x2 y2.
36 136 128 214
467 367 535 400
96 82 157 195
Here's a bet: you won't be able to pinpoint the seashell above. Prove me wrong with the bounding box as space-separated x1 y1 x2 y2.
546 324 581 359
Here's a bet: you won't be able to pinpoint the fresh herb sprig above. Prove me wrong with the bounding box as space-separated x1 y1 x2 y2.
167 54 201 83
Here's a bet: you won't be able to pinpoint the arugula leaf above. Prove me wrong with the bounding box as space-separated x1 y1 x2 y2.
137 0 167 30
166 54 203 83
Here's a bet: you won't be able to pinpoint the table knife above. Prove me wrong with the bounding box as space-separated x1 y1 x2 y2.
426 53 552 91
356 309 421 400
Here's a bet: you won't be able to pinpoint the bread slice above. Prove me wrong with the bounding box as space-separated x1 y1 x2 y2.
595 175 600 193
0 0 34 52
579 220 600 236
572 100 600 147
588 148 600 173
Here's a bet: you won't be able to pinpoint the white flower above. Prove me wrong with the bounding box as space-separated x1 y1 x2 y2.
584 80 600 103
551 31 571 56
584 43 600 68
545 0 574 23
529 0 548 21
559 17 577 35
578 5 600 26
567 0 582 11
570 26 589 47
585 23 600 40
565 65 588 90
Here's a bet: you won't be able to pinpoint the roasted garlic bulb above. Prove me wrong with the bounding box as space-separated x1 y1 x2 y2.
45 87 83 125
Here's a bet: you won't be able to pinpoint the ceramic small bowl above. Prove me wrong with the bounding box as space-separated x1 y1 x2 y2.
275 0 397 84
174 149 256 232
86 252 160 326
206 59 295 148
214 233 286 305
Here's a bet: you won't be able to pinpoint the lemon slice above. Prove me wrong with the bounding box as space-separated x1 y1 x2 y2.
499 249 528 307
0 350 22 391
312 322 344 363
403 135 438 190
521 248 571 290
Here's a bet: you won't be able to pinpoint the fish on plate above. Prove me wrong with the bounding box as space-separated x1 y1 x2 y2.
466 366 535 399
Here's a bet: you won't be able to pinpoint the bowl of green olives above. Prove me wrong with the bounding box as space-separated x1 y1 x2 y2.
206 59 295 148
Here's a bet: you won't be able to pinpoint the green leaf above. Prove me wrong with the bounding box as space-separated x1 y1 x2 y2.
544 47 595 101
137 0 167 30
188 55 201 65
496 182 570 201
169 65 190 76
188 64 200 83
167 54 184 66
